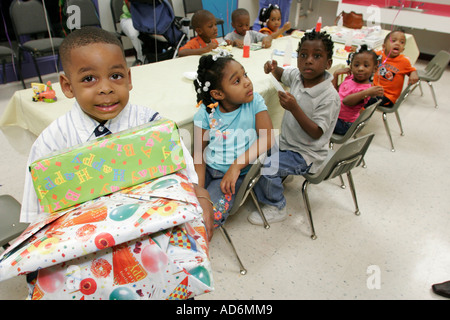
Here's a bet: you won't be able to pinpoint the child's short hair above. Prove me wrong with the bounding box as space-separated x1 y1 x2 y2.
59 26 124 72
194 53 234 112
298 30 334 59
231 8 249 22
347 44 381 66
384 29 406 44
258 4 280 26
191 10 215 30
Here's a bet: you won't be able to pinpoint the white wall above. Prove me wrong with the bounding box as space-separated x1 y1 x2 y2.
97 0 449 55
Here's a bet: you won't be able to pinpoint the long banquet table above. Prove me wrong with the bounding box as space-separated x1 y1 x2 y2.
0 28 419 152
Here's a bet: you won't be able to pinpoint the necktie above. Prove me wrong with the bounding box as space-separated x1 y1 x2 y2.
94 123 112 137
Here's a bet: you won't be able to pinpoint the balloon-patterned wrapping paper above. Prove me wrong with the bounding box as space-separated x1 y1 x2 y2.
0 171 214 299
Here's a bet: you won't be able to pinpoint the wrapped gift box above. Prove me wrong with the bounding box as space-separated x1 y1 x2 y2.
29 119 186 213
0 120 214 300
0 171 213 300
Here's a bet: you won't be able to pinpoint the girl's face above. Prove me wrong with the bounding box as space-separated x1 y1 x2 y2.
211 60 253 112
297 39 332 88
266 9 282 32
350 52 377 83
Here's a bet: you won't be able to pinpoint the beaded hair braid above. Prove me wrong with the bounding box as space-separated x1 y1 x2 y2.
258 4 281 27
194 54 234 114
346 44 381 67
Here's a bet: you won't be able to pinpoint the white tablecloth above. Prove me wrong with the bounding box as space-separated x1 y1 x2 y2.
0 29 419 152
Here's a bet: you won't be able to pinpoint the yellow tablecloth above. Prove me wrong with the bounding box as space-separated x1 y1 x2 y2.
0 30 419 152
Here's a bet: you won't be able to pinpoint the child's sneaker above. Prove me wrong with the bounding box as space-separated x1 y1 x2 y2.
248 204 287 226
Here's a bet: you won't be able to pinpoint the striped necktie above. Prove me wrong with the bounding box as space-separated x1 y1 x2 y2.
94 123 112 137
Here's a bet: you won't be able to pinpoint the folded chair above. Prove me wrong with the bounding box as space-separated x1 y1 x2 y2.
0 195 29 250
301 133 375 240
330 100 380 188
416 50 450 108
377 84 413 152
0 45 23 86
219 158 269 275
9 0 64 88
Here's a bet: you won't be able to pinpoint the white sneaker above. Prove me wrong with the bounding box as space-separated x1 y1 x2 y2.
248 204 287 226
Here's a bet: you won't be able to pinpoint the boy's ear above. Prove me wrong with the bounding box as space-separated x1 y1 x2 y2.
195 27 203 36
127 68 133 91
326 58 333 70
210 89 224 101
59 74 74 99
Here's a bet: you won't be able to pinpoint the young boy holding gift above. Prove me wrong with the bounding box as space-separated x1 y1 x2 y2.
20 27 214 240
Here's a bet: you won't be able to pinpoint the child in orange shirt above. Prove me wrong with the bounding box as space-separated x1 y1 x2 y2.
178 10 219 57
372 30 418 107
258 4 291 39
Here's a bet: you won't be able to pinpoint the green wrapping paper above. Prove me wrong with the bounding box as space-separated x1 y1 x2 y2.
29 119 186 213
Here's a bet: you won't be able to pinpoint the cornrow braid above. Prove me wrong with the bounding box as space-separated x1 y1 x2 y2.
194 54 234 113
297 30 334 59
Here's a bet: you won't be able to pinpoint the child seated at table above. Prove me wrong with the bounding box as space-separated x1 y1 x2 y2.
248 30 340 225
178 10 219 57
224 8 273 49
192 53 274 227
370 29 419 107
332 44 384 135
20 27 214 239
258 4 291 39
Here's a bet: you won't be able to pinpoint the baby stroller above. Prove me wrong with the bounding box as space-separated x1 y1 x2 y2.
129 0 187 62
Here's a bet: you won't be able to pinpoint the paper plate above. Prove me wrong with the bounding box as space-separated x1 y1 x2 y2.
183 71 197 80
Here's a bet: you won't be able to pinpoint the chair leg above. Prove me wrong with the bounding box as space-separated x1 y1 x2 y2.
301 180 317 240
394 110 404 136
218 226 247 275
418 79 423 96
249 190 270 229
18 50 26 89
31 54 43 83
382 112 396 152
339 175 346 189
427 81 438 108
346 171 360 216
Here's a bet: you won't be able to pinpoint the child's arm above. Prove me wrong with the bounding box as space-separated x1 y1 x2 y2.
264 59 284 81
220 110 274 195
178 42 219 57
342 86 384 106
266 21 291 39
278 91 324 139
408 70 419 85
332 67 351 89
193 125 208 188
193 184 214 242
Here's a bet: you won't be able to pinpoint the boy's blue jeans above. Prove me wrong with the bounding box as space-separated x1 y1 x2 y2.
253 148 311 210
205 165 245 228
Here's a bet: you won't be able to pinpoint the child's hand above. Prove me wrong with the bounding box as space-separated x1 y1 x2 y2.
220 164 241 195
282 21 291 32
234 39 244 48
206 41 219 52
334 67 351 76
368 85 384 97
261 36 272 48
278 91 298 112
264 59 278 74
225 39 232 46
408 70 419 85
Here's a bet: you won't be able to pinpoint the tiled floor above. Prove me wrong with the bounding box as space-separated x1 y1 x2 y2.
0 59 449 300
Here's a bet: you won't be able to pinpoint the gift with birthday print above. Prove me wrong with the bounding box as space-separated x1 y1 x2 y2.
0 119 213 300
